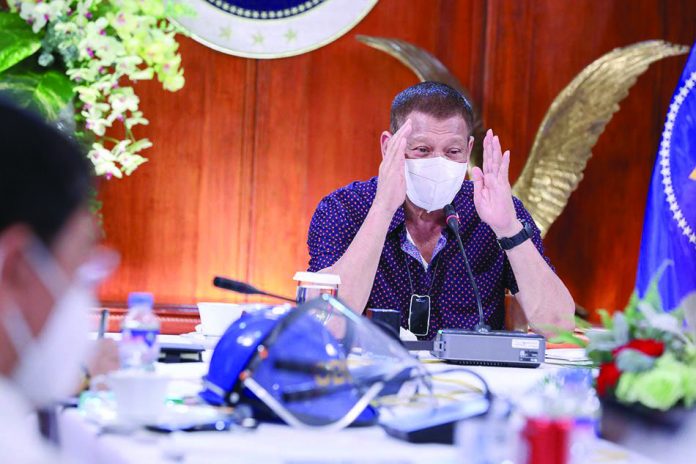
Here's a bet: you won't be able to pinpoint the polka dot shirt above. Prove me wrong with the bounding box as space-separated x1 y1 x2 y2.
307 177 552 340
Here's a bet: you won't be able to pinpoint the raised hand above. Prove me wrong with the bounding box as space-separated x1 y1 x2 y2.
471 129 521 238
374 119 412 214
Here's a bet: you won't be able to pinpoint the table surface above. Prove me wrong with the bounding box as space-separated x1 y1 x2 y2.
60 339 659 464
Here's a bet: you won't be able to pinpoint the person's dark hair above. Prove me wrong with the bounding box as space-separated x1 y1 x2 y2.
390 81 474 134
0 99 92 245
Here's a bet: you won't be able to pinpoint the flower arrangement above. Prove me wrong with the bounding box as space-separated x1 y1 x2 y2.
560 267 696 412
0 0 191 179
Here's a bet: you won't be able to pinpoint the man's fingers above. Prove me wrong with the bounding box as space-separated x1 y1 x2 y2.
483 130 492 174
386 119 412 162
492 135 502 174
500 150 510 181
471 165 484 196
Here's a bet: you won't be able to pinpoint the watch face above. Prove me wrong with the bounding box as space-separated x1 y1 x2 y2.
172 0 378 59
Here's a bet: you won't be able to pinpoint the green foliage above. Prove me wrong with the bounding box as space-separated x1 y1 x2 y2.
4 0 190 179
582 263 696 411
587 348 612 365
548 331 588 348
0 12 41 74
615 349 656 372
574 315 592 330
0 64 75 120
597 309 613 330
642 261 670 312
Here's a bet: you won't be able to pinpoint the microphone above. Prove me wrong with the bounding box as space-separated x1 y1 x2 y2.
213 276 296 303
443 204 490 332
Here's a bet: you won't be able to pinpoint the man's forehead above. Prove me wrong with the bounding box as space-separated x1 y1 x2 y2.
405 111 470 137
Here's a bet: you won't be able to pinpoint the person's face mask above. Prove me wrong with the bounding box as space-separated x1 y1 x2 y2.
404 157 467 212
1 241 96 407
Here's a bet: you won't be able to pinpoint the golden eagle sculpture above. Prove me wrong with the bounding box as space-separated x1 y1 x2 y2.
356 35 689 237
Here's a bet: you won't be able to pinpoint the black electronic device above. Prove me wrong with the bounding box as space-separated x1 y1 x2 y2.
431 329 546 368
380 397 490 444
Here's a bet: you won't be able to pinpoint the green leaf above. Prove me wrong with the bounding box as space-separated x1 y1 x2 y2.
612 312 630 345
574 315 592 330
0 13 42 74
643 260 672 312
548 331 588 348
624 291 641 320
598 309 613 330
615 348 656 372
0 67 75 120
587 349 612 365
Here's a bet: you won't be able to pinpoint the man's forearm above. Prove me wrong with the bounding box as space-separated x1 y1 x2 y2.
505 240 575 336
320 203 393 314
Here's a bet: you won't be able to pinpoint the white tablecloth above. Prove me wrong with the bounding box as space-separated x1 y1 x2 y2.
58 346 658 464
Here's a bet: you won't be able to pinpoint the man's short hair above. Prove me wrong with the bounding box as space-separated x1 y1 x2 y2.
0 99 92 245
390 81 474 135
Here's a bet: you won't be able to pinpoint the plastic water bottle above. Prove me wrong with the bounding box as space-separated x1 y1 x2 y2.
119 292 160 370
560 369 601 464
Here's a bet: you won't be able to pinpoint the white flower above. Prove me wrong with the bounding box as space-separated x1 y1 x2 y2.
19 0 69 33
10 0 188 178
109 87 139 115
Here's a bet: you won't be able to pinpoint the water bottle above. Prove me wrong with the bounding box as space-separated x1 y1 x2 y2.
515 369 600 464
560 369 601 464
119 292 160 370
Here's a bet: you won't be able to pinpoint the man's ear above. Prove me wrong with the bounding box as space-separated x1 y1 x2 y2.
0 225 32 292
468 135 474 154
380 131 392 159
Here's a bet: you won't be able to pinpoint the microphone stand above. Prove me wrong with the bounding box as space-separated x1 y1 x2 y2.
444 204 490 333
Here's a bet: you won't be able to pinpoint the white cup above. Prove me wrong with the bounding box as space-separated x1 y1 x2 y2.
293 272 341 303
93 370 170 423
197 302 268 337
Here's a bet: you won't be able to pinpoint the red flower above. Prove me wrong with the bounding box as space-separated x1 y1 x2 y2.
597 362 621 396
612 339 665 358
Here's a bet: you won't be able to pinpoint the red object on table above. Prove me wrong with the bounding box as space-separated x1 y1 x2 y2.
521 417 571 464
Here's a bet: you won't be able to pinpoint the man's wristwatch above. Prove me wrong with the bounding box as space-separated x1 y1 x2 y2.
497 221 533 251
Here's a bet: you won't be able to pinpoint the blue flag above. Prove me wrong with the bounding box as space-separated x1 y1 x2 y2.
635 43 696 310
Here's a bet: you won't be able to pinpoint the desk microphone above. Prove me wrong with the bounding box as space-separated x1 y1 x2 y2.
431 205 546 369
213 276 296 303
444 204 490 332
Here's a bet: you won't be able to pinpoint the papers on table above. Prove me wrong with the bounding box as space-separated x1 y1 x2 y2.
544 348 592 366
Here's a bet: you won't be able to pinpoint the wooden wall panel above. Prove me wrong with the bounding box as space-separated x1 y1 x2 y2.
97 0 696 317
99 39 254 304
526 0 689 315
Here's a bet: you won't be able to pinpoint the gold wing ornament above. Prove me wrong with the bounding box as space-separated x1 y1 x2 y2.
357 37 689 236
356 35 485 168
513 40 689 236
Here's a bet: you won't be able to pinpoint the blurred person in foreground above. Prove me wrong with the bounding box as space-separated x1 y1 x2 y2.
0 99 118 462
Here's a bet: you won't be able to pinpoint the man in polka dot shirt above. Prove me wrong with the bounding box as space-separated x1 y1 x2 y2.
307 82 575 340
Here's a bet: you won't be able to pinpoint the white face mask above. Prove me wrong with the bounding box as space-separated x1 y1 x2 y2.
1 243 94 407
404 157 467 212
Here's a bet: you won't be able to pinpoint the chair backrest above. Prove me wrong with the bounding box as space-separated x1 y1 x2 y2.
504 293 528 332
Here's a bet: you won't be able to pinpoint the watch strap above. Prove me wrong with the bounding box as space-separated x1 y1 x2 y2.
497 222 533 251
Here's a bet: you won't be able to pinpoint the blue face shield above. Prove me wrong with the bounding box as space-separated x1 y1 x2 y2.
200 295 429 430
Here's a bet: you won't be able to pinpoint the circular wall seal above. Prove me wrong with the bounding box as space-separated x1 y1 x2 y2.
173 0 378 59
658 69 696 248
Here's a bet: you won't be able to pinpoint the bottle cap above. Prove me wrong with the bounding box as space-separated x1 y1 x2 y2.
128 292 154 308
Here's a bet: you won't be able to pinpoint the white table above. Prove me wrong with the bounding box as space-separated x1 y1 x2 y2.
59 344 658 464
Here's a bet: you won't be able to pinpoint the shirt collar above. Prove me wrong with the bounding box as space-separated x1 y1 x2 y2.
388 206 405 234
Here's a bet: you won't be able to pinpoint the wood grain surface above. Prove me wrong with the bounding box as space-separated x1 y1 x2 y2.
98 0 696 319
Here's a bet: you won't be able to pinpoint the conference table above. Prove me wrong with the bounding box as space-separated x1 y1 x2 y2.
57 335 658 464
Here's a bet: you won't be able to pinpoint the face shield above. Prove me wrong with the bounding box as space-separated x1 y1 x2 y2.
200 295 431 430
